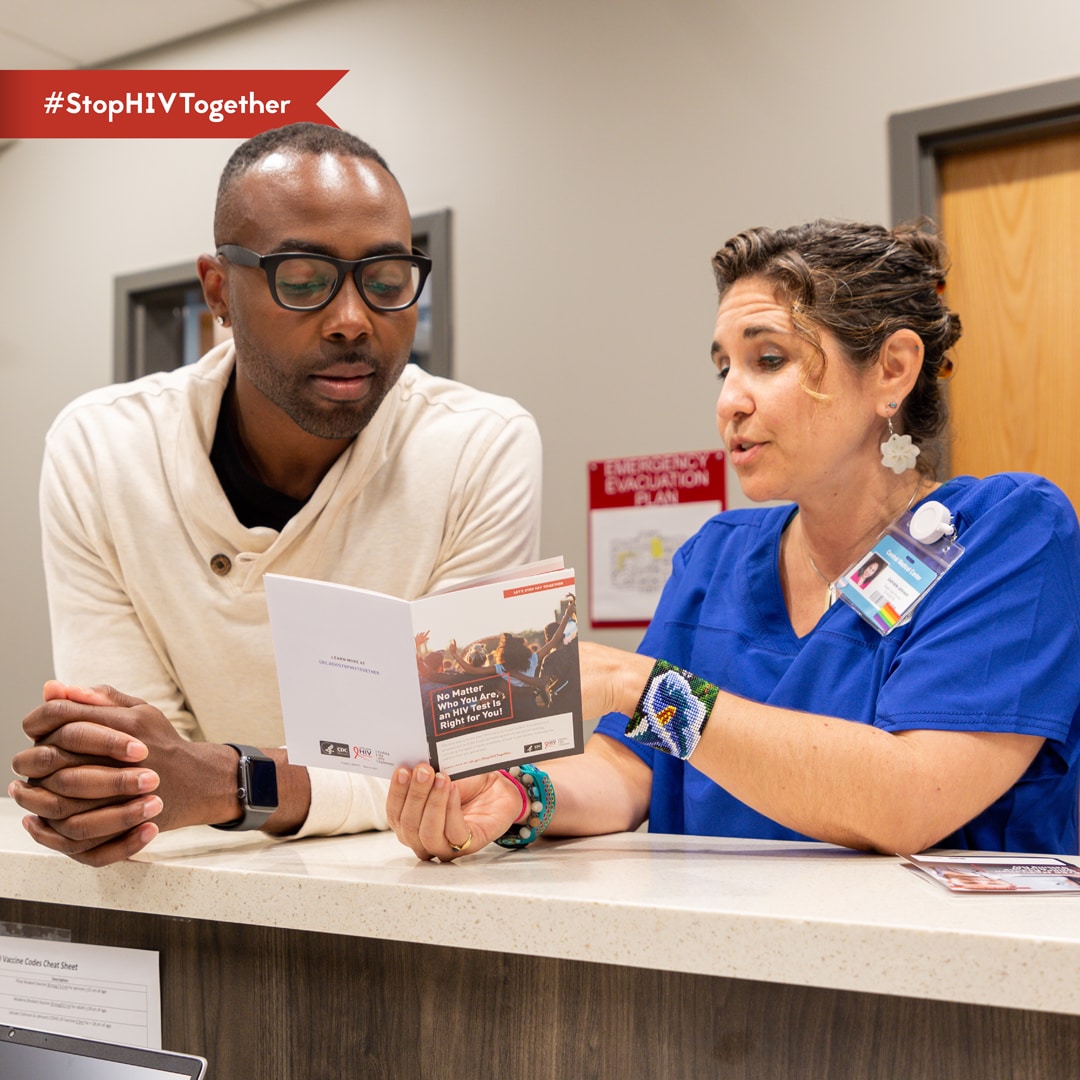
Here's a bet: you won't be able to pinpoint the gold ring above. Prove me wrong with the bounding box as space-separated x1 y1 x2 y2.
448 829 473 854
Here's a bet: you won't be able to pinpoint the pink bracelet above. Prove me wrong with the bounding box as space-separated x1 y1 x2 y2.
499 769 530 823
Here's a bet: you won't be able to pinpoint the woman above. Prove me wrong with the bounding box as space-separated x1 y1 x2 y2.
851 555 884 589
388 220 1080 860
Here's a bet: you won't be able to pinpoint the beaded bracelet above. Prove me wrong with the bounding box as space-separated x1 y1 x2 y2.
494 763 555 849
498 768 530 823
625 659 720 760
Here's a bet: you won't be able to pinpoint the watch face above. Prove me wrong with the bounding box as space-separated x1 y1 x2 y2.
242 755 279 811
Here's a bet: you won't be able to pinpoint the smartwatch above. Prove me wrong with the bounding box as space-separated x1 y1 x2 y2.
209 743 279 831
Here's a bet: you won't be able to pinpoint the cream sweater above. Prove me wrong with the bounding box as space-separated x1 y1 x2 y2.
40 344 542 836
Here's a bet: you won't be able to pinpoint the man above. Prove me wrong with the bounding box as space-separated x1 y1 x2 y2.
8 123 541 865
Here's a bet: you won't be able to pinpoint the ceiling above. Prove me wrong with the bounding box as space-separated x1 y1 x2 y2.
0 0 317 69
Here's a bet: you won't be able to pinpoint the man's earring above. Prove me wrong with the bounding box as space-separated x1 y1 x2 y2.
217 315 227 327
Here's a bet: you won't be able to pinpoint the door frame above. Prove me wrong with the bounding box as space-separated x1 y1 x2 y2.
889 76 1080 224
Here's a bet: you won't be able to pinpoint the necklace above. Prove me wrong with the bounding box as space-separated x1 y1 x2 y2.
803 475 925 613
804 542 838 613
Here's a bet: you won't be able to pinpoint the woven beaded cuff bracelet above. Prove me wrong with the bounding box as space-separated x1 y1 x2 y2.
625 659 720 760
494 763 555 849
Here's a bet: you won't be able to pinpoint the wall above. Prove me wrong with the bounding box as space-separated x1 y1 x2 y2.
4 0 1080 781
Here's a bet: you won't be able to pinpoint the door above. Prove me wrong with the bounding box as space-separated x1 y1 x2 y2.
938 131 1080 508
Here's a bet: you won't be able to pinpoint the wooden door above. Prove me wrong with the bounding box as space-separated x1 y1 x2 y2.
938 132 1080 509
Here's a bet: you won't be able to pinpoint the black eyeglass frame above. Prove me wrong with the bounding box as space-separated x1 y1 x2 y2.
216 244 433 313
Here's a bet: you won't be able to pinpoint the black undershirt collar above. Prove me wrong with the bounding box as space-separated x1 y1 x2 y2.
209 376 308 532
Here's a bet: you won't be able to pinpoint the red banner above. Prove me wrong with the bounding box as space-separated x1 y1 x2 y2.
588 450 725 509
0 70 346 138
502 576 577 599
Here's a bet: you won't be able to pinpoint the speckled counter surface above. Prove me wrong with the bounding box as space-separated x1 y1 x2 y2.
3 798 1079 1017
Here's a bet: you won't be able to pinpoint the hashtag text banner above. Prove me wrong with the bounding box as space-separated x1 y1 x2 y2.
0 70 347 138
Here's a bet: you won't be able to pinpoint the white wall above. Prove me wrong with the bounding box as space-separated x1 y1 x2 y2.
5 0 1080 778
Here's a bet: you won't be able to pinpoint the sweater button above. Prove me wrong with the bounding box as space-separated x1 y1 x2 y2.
210 553 232 576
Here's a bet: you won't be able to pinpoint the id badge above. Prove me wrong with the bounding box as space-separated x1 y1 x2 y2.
835 500 964 636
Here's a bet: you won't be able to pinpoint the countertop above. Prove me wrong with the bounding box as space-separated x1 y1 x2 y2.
3 798 1079 1015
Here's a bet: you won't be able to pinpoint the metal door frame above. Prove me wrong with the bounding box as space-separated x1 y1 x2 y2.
889 76 1080 224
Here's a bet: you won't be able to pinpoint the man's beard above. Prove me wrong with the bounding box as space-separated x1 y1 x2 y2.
236 341 409 441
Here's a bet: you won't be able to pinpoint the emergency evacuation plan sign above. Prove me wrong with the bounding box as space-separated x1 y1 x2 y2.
587 451 725 628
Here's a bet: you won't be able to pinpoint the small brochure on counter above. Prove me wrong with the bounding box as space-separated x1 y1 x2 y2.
265 559 582 779
902 853 1080 894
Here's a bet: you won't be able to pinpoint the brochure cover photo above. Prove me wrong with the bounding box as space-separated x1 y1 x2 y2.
903 853 1080 894
265 563 582 779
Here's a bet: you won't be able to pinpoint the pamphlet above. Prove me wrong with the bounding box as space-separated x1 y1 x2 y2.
902 853 1080 894
265 560 582 779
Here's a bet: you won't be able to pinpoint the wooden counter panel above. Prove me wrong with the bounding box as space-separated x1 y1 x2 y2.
2 897 1077 1079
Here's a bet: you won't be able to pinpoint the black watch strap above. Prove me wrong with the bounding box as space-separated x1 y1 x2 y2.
209 743 278 832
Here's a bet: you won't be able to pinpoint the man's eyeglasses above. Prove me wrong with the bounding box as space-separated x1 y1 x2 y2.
217 245 432 313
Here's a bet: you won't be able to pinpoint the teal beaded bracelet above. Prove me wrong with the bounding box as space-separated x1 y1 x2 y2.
494 763 555 849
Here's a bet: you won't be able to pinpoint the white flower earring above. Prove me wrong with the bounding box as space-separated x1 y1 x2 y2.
880 402 920 474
